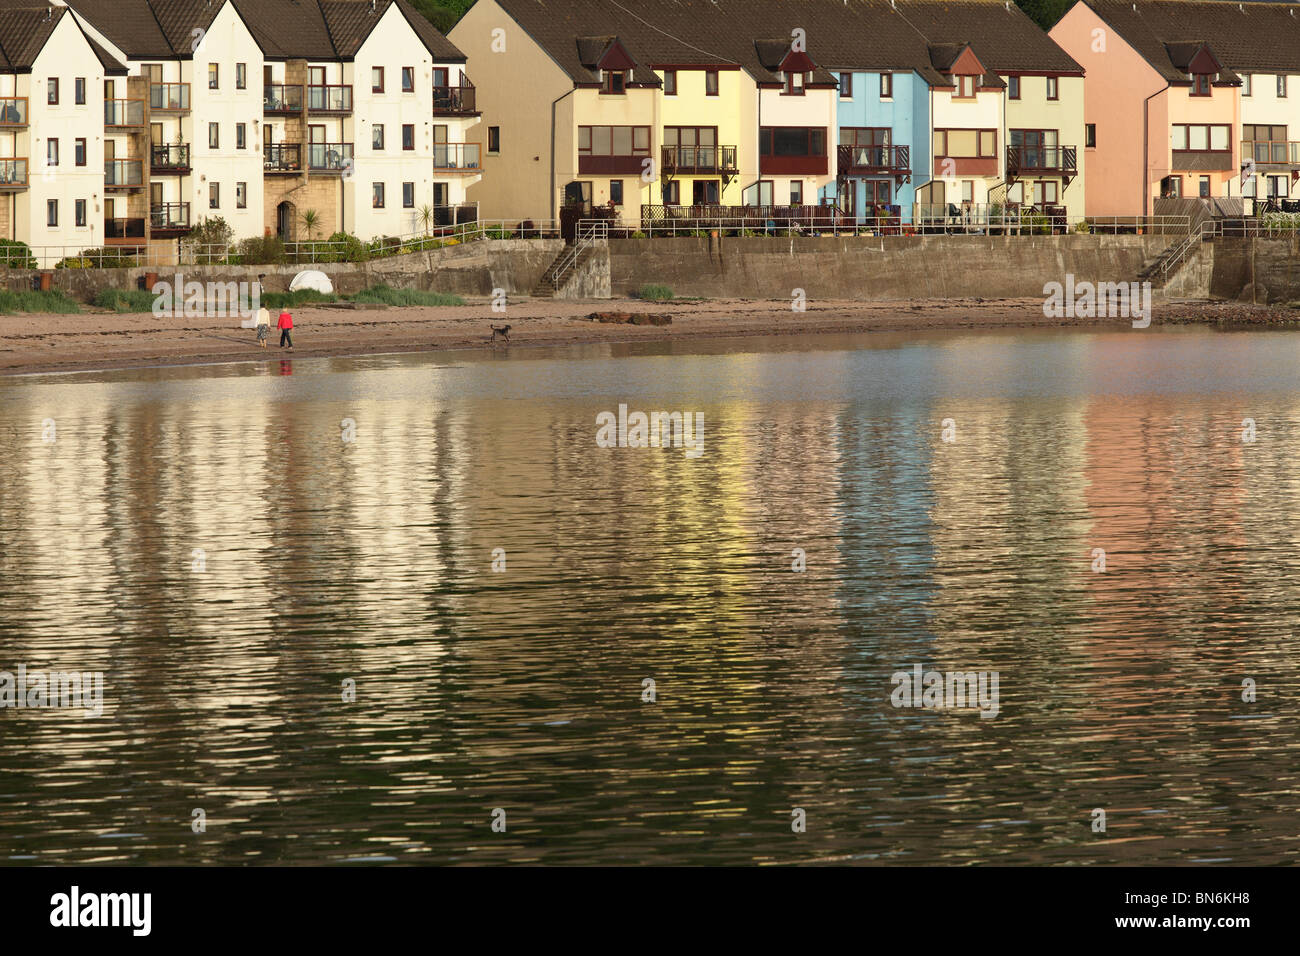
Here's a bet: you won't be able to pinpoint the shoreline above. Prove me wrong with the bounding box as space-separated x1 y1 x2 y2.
1 296 1296 377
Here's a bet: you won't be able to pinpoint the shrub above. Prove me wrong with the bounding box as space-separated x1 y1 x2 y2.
0 238 37 269
636 283 674 302
229 234 286 265
305 231 368 264
56 247 139 269
347 284 464 307
94 288 157 312
0 289 81 314
187 216 234 263
367 235 402 258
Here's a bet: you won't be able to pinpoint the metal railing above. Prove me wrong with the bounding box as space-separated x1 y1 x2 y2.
151 202 191 231
264 84 304 112
0 157 28 188
264 143 302 172
150 82 190 111
1007 145 1078 175
105 217 146 239
432 84 476 113
550 219 610 287
662 145 739 175
105 99 145 127
105 159 144 187
307 84 352 112
307 142 354 171
0 97 28 126
837 144 910 175
151 144 191 172
433 143 481 171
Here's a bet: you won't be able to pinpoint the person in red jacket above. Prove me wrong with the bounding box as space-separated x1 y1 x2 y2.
277 308 294 350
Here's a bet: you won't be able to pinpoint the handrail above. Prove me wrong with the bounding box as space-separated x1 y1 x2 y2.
550 219 610 287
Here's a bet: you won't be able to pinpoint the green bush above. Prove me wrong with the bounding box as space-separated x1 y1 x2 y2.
0 238 37 269
347 284 464 306
636 283 674 302
0 290 81 314
367 235 402 258
304 231 368 264
93 288 157 312
188 216 234 264
56 247 139 269
228 234 287 265
260 289 338 309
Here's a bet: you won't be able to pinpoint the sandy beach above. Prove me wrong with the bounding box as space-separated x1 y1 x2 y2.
0 296 1294 376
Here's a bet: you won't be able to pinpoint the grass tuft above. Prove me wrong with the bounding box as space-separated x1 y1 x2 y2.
0 290 82 314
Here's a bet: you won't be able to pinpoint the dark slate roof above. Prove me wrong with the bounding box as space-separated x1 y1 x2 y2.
64 0 176 58
0 2 127 73
1082 0 1300 82
393 0 465 61
491 0 1079 89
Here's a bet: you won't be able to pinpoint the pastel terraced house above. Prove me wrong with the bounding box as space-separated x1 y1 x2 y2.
1048 0 1300 215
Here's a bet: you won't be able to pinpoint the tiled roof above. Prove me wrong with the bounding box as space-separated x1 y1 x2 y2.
1083 0 1300 82
63 0 176 58
491 0 1080 89
0 2 127 73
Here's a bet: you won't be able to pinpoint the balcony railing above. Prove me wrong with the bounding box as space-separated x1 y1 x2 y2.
105 159 144 187
0 157 28 189
1243 140 1300 167
0 97 28 127
151 144 191 173
1007 145 1077 176
264 143 303 172
433 142 481 171
837 144 911 176
151 202 191 232
150 82 190 112
432 84 476 114
264 84 304 113
105 217 146 240
307 142 354 171
662 145 739 175
1171 149 1233 171
105 98 145 127
307 84 352 113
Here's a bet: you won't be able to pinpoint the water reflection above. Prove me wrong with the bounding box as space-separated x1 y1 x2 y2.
1 330 1298 864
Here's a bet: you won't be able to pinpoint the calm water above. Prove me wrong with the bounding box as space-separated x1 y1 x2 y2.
2 329 1299 865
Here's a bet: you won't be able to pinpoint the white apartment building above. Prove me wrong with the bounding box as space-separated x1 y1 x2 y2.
1240 71 1300 204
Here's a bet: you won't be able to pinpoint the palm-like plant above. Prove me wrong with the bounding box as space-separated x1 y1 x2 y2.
299 208 320 241
417 203 434 236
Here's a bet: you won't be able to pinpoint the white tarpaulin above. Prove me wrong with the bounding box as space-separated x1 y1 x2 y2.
289 270 334 294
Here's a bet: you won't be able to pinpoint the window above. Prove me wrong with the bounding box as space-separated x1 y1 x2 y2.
372 67 384 93
663 69 677 95
209 182 219 208
488 126 500 153
838 72 852 98
47 139 58 166
1192 74 1210 96
1085 123 1096 148
610 180 624 205
373 182 385 208
208 63 219 89
402 124 414 150
603 71 625 94
209 122 219 148
662 180 680 204
933 128 997 158
236 63 247 89
75 78 86 104
1171 124 1230 151
785 71 805 95
1243 74 1252 96
1166 175 1183 197
578 125 652 171
75 199 86 227
705 70 718 96
759 127 827 158
1047 76 1058 100
403 182 415 207
953 74 975 98
75 138 86 166
1008 75 1020 99
47 200 57 227
48 78 58 104
236 181 247 208
880 72 892 99
373 124 385 149
790 181 802 205
399 67 414 93
236 123 246 149
1032 181 1060 205
1199 175 1211 197
1279 75 1288 98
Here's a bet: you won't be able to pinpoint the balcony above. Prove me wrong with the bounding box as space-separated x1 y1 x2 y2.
264 143 303 173
307 84 352 113
105 217 146 242
105 98 145 128
0 97 28 127
149 82 190 112
1243 140 1300 169
432 83 476 114
151 144 191 174
433 142 481 172
932 154 998 176
150 202 191 236
662 145 739 176
1007 145 1077 177
837 144 911 177
1171 149 1233 172
0 158 28 190
264 84 304 113
307 142 354 172
105 159 144 189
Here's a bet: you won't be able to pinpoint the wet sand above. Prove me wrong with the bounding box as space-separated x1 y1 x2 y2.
0 296 1293 376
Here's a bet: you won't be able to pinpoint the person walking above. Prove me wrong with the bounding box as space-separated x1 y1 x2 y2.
255 305 271 348
277 308 294 350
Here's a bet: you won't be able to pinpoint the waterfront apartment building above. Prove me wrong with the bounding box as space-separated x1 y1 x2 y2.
0 0 477 255
1050 0 1300 216
453 0 1085 227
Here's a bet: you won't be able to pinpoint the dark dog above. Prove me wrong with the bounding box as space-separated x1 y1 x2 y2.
490 324 511 343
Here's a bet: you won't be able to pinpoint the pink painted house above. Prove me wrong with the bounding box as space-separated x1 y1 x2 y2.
1051 0 1242 216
